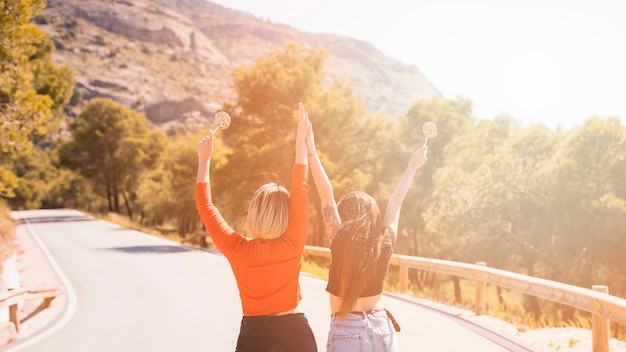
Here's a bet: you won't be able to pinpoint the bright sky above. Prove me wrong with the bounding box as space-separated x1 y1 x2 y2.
211 0 626 130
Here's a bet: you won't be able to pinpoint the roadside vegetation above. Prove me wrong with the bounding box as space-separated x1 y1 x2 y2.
2 0 625 341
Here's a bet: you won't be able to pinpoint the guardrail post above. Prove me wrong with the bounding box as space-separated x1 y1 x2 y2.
475 262 487 315
592 285 609 352
9 303 20 333
399 264 408 293
43 296 55 308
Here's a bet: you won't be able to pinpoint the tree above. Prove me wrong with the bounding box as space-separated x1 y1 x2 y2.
423 115 626 316
547 118 626 294
220 41 395 246
0 200 16 262
305 80 399 246
217 41 325 231
395 98 473 257
60 98 163 218
135 130 230 243
1 0 75 197
423 116 565 311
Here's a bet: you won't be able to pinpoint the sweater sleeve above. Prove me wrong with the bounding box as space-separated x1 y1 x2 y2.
280 163 309 249
195 183 245 255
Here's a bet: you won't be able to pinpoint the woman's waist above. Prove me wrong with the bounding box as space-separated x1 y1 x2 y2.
242 308 307 325
329 293 382 314
244 305 301 318
267 308 297 316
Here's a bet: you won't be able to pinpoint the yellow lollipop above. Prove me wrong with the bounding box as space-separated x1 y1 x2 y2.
211 111 231 134
422 121 437 146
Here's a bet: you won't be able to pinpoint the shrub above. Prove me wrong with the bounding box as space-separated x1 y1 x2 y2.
0 201 16 265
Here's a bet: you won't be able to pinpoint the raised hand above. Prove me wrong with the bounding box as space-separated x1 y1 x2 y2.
297 102 308 143
294 102 309 164
197 132 214 161
409 145 428 169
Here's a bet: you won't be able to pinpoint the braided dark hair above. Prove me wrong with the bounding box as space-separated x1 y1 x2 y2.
335 191 392 316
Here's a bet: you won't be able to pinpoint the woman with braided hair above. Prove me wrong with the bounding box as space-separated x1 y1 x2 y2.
305 114 428 352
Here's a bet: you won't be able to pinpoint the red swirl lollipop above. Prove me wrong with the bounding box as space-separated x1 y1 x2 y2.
211 111 231 134
422 121 437 146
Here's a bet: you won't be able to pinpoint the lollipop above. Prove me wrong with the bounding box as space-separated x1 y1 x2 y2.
422 121 437 146
211 111 231 134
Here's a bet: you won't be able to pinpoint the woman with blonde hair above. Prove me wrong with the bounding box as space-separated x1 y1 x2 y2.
195 102 317 351
305 115 428 351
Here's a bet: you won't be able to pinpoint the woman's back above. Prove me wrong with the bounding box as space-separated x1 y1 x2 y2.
195 163 309 316
194 102 318 352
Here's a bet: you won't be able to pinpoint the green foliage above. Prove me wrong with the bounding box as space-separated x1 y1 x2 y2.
0 170 19 198
231 41 326 115
1 0 75 197
394 98 474 256
134 130 230 238
545 118 626 291
5 143 94 211
305 81 397 245
422 113 626 319
32 60 75 111
220 41 333 232
425 118 559 268
0 200 16 261
220 41 394 244
59 98 164 218
7 146 51 209
307 80 393 199
223 41 326 181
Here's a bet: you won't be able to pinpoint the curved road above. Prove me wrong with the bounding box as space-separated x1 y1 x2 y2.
6 209 527 351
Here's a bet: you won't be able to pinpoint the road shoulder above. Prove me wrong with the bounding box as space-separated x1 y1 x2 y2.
0 222 67 350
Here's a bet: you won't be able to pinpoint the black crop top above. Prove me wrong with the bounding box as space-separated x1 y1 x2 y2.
325 228 396 297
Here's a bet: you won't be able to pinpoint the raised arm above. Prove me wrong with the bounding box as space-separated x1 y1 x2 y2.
305 113 341 244
295 102 308 165
382 146 428 236
196 132 214 184
279 103 310 249
195 131 245 254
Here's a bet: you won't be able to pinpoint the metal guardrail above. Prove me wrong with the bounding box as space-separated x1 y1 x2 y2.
303 245 626 352
0 287 59 333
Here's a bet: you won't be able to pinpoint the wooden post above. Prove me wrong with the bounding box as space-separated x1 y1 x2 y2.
475 262 487 315
43 296 56 308
592 285 609 352
9 303 19 333
399 264 408 293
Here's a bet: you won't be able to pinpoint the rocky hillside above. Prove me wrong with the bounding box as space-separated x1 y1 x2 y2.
37 0 441 125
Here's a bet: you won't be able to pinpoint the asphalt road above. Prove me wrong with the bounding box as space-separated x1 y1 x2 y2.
7 209 525 351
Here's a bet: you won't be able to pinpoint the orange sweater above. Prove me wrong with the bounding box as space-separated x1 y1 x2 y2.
195 164 309 316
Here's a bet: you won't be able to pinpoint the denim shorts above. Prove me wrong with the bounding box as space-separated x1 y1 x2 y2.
327 308 399 352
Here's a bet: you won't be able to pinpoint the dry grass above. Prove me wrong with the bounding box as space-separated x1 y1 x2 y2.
0 201 17 263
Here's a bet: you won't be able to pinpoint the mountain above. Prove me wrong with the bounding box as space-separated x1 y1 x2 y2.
37 0 441 125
